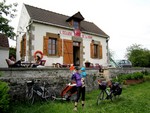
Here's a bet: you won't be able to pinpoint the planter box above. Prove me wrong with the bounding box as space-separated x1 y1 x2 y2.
124 79 144 85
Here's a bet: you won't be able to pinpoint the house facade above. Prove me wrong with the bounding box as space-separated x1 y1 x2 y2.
16 4 109 67
0 33 9 67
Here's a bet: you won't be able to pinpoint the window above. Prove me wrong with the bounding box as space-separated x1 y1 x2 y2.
43 33 62 56
48 38 57 55
73 21 79 29
94 44 98 58
90 41 102 59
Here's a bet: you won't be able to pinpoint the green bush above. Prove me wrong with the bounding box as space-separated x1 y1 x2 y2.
0 81 10 112
0 71 2 77
113 72 144 83
141 70 150 76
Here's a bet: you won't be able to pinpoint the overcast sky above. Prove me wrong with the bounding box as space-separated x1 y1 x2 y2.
5 0 150 60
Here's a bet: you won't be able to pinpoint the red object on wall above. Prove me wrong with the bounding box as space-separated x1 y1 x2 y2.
74 29 81 37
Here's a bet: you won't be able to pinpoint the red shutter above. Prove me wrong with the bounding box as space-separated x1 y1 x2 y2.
63 39 73 64
20 40 23 57
99 44 103 59
90 42 94 58
58 38 62 56
43 36 48 55
24 38 26 56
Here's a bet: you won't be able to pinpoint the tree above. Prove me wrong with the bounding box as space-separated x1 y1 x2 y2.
0 0 17 39
9 47 16 58
126 44 150 67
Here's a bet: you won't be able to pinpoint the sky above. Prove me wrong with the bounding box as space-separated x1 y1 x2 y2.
4 0 150 60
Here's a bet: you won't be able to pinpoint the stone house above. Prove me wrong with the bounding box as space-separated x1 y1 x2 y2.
0 33 9 67
16 4 109 67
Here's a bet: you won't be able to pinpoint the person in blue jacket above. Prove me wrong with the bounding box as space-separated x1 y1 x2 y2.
80 67 87 78
71 66 85 111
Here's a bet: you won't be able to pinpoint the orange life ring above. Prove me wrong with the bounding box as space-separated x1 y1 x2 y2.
34 50 43 59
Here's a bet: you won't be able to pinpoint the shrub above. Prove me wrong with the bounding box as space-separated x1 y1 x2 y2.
141 70 150 76
113 72 144 83
0 81 10 112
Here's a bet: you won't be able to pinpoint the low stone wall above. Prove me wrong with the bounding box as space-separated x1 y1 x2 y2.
0 67 149 101
0 67 101 101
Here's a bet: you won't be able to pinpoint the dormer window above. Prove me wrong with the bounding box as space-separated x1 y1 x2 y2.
66 11 84 29
73 21 79 29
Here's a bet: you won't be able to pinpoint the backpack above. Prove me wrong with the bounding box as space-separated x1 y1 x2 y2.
111 82 122 96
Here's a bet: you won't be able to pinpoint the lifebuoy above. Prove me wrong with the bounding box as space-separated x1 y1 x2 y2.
34 50 43 59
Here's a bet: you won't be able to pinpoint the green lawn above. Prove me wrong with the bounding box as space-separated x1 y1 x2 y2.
10 81 150 113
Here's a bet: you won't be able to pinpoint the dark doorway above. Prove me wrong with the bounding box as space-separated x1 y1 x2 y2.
73 42 80 66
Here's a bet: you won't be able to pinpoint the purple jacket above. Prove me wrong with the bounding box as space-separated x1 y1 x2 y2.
71 72 82 87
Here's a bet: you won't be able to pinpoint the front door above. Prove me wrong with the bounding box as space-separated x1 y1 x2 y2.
73 41 80 66
63 39 73 64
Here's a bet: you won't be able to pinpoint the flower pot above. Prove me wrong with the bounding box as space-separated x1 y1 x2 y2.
85 62 90 67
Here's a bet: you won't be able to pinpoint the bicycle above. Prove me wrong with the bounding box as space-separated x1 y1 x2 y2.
26 80 56 104
97 80 122 105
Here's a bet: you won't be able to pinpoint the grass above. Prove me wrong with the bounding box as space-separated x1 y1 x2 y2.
10 81 150 113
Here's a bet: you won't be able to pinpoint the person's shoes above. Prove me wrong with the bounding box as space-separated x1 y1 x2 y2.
82 104 84 109
73 107 77 111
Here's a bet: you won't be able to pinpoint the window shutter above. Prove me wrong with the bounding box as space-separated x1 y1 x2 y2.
20 40 23 57
90 42 94 58
24 38 26 56
58 38 62 56
63 39 73 64
99 44 103 59
43 36 48 55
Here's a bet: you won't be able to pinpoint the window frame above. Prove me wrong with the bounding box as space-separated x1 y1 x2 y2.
48 38 57 56
94 44 98 58
73 21 79 29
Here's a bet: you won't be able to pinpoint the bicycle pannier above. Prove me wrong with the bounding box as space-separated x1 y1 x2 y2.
99 81 107 90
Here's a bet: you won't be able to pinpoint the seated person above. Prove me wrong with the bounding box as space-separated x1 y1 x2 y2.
32 55 42 68
6 55 22 67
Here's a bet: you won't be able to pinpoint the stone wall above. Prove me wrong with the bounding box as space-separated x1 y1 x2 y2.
0 68 101 101
0 67 149 101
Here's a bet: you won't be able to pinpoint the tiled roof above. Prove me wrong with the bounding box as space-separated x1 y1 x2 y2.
66 12 84 22
25 4 109 38
0 33 9 48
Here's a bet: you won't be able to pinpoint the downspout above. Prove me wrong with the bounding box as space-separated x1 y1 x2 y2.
106 36 110 65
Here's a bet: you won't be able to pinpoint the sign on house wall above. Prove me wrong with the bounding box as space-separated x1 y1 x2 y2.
60 30 92 39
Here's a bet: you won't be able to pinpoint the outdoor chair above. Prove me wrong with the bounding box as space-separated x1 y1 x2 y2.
40 60 46 66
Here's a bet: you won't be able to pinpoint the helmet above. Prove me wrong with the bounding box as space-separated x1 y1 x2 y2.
80 67 85 71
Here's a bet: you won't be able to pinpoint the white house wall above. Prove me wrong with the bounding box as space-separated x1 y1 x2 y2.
32 23 71 66
0 49 9 67
83 35 107 66
16 4 31 61
32 23 107 66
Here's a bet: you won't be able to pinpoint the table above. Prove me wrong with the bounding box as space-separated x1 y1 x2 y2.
21 62 33 67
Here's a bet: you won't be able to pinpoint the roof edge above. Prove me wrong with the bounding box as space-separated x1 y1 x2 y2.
32 19 73 30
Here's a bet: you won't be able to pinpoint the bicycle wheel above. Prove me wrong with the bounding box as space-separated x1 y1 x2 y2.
44 88 56 101
97 90 106 105
110 92 115 102
26 87 35 104
27 88 33 99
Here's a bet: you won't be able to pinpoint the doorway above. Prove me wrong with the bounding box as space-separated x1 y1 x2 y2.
73 42 80 66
